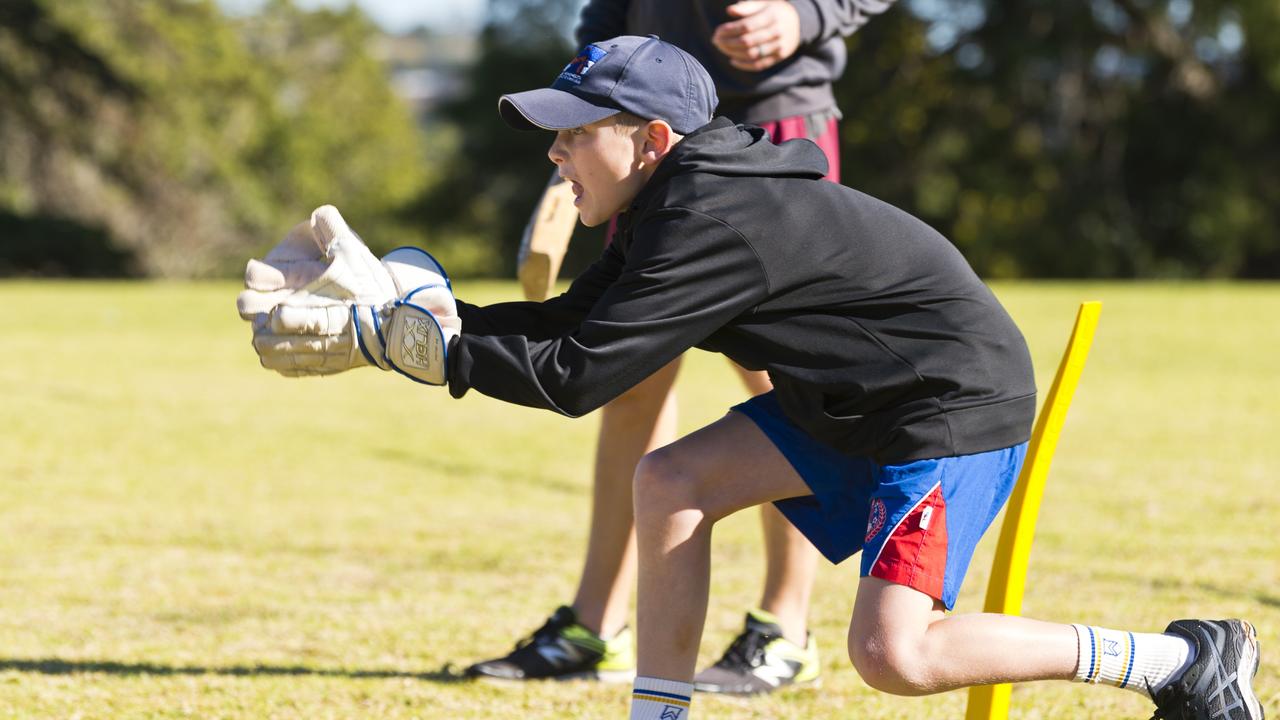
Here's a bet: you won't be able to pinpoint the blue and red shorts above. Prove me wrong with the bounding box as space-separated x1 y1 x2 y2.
732 392 1026 610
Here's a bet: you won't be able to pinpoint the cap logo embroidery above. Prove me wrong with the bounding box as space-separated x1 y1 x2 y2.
558 44 607 86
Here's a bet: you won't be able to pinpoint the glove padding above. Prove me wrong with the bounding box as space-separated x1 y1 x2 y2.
236 220 330 319
382 286 463 385
240 205 459 383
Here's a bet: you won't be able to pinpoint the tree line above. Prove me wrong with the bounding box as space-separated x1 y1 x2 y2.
2 0 1276 279
0 0 429 277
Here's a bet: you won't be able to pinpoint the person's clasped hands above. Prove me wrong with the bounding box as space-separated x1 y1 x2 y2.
712 0 802 71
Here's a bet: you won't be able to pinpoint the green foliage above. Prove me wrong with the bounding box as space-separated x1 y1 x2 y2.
835 0 1280 278
0 0 429 277
241 0 432 260
407 0 1279 279
0 210 134 276
4 0 1277 278
404 0 610 278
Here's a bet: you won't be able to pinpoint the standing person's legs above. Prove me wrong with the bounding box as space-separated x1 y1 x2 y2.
573 358 682 637
757 503 819 642
465 359 681 681
729 363 819 647
630 391 861 717
691 363 823 696
631 411 814 681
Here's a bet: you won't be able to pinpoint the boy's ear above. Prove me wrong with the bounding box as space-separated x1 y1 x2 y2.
640 120 678 163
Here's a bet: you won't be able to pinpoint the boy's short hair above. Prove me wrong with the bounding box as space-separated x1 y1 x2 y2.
612 112 651 129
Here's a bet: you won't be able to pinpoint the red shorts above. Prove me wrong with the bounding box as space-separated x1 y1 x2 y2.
758 112 840 183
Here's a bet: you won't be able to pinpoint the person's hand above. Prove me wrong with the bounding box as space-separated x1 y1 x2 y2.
712 1 802 72
240 205 460 384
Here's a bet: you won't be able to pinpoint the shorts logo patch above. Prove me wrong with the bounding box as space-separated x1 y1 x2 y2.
866 497 887 542
558 44 607 86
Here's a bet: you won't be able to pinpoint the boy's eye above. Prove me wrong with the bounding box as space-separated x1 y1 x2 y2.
570 127 586 136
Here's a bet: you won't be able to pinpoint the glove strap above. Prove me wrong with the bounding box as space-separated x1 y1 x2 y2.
352 304 390 370
383 301 450 385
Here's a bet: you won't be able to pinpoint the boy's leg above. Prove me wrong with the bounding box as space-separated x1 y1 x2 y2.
847 576 1077 694
632 411 812 682
847 578 1263 719
573 357 682 638
842 447 1262 717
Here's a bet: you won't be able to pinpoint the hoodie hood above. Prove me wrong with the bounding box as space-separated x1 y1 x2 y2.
635 117 827 208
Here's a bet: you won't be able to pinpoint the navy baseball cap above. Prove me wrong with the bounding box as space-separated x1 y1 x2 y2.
499 35 717 135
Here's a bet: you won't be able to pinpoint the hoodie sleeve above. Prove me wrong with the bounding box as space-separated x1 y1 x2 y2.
576 0 630 47
790 0 900 45
454 242 625 342
448 209 769 416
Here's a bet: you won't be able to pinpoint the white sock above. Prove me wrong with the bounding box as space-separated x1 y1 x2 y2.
1072 625 1196 697
630 676 693 720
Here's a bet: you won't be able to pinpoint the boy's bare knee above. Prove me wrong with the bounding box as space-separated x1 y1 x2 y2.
633 448 700 516
848 634 934 696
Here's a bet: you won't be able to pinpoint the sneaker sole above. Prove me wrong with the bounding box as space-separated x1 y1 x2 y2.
695 674 822 697
1237 621 1262 720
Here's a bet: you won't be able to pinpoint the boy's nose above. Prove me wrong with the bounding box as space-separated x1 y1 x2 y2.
547 134 567 165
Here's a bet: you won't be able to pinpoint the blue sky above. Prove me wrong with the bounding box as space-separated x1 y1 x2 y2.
217 0 488 32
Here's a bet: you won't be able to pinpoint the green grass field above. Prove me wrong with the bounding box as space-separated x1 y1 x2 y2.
0 280 1276 719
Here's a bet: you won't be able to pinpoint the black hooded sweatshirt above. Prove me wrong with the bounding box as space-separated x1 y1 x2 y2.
448 118 1036 463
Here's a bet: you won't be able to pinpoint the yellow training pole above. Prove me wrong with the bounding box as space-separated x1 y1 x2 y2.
964 301 1102 720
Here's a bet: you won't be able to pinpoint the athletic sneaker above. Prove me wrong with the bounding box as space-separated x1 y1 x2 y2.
1150 619 1263 720
693 609 820 695
465 605 635 682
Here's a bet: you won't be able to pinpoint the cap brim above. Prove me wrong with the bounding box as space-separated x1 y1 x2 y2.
498 88 621 131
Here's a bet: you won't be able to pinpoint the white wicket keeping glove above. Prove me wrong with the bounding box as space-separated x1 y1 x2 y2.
236 220 331 319
243 205 460 384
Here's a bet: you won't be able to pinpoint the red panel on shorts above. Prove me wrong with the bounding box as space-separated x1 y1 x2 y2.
869 484 948 602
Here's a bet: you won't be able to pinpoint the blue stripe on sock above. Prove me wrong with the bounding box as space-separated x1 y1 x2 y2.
1120 632 1136 688
1085 627 1098 682
633 689 691 703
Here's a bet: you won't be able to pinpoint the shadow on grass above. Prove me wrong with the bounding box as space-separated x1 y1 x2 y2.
1147 579 1280 610
0 658 469 683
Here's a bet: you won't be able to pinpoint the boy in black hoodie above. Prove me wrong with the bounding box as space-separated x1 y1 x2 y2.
240 35 1262 720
